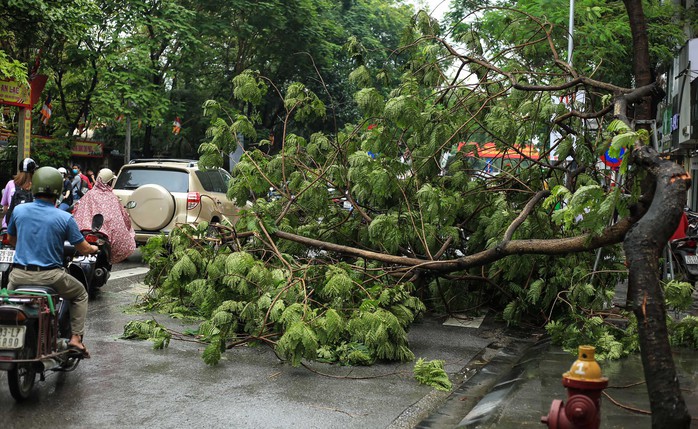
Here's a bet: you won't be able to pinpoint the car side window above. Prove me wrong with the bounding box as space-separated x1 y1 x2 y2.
195 170 214 192
196 170 228 193
219 169 231 187
210 170 227 193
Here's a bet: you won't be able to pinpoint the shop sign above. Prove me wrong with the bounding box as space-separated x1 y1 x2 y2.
0 79 31 108
72 140 104 158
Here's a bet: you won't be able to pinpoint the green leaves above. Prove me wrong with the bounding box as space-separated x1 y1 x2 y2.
368 214 402 253
232 70 268 106
414 358 452 391
0 50 27 82
669 317 698 348
664 281 693 312
284 82 326 123
226 252 256 275
125 225 431 368
121 320 172 350
322 269 354 299
276 321 319 367
384 95 421 129
349 65 372 88
354 88 385 117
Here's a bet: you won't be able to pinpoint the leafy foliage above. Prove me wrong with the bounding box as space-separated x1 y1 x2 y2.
413 358 452 391
121 319 172 350
132 224 425 367
669 317 698 349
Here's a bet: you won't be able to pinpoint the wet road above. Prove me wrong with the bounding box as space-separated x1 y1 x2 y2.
0 250 502 429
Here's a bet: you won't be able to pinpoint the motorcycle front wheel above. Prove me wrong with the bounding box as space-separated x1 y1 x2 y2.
8 328 37 401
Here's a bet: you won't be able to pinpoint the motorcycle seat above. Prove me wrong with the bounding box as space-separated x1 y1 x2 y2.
13 285 60 296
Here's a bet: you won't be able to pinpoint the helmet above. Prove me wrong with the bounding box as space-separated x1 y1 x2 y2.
57 167 68 175
19 158 37 173
31 166 63 199
97 168 115 185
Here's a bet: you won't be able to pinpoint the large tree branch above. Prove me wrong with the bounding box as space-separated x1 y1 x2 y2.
273 211 639 273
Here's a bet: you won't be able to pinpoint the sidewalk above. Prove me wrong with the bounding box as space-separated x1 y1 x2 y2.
417 336 698 428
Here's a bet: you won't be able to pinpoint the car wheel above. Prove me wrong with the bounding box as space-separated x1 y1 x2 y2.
128 184 176 230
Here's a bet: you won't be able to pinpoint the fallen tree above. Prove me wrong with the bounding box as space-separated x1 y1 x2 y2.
129 3 693 427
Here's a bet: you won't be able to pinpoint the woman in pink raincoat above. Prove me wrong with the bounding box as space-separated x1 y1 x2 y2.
72 168 136 264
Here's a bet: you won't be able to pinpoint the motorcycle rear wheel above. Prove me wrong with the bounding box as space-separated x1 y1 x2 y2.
8 329 37 401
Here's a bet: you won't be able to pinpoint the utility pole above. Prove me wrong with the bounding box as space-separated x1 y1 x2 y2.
125 115 131 164
568 0 575 65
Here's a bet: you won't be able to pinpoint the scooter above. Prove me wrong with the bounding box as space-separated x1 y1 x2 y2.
663 236 698 285
0 228 12 289
64 215 112 297
0 215 106 401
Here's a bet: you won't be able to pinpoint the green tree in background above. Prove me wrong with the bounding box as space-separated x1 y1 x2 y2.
0 0 414 159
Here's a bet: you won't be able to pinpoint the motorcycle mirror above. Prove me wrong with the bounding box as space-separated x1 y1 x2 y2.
92 214 104 232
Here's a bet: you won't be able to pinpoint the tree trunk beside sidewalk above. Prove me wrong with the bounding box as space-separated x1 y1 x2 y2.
624 147 691 428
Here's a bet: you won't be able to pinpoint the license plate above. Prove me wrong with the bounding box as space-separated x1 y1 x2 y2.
0 325 26 350
0 248 14 264
685 255 698 265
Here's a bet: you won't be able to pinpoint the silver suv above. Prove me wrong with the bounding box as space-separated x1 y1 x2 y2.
112 159 238 244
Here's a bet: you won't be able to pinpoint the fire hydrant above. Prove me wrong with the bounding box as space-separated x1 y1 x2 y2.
541 345 609 429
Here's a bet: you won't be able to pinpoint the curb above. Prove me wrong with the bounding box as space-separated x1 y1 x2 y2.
406 337 549 429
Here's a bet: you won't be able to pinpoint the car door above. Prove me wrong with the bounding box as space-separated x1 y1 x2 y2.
210 169 237 218
195 169 237 221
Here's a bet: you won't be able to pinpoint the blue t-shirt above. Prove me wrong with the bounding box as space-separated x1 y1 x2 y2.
7 199 85 267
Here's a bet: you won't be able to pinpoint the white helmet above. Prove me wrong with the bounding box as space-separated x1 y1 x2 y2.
97 168 115 185
57 167 68 175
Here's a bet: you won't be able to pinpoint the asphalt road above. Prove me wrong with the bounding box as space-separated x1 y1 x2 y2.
0 250 519 429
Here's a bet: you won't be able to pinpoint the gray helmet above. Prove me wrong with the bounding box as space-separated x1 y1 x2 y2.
97 168 115 185
31 166 63 199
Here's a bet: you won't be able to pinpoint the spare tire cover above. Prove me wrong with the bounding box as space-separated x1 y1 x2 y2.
128 184 176 230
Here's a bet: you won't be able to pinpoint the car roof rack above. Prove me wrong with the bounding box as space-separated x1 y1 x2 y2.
128 158 198 167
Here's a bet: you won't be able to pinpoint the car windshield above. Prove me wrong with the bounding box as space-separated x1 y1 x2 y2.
113 168 189 192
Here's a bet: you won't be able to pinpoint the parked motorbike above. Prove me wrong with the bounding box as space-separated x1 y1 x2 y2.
64 214 112 297
0 214 107 401
663 235 698 285
686 208 698 237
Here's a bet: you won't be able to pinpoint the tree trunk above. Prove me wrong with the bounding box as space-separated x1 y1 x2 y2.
624 146 691 428
143 124 153 158
623 0 652 124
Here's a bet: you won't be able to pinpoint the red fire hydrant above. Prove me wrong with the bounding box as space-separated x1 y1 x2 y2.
541 345 609 429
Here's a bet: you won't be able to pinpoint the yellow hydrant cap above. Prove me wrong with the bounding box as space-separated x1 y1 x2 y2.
563 345 605 382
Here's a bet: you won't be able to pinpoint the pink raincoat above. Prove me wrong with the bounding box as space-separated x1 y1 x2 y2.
73 179 136 264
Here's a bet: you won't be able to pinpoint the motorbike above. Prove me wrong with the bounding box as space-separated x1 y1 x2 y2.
686 208 698 236
0 228 12 289
0 214 107 401
663 235 698 285
64 214 112 297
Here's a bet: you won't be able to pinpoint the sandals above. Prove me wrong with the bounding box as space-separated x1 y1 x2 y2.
68 344 91 359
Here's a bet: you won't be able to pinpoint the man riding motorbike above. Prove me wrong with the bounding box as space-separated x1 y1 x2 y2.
6 166 98 357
